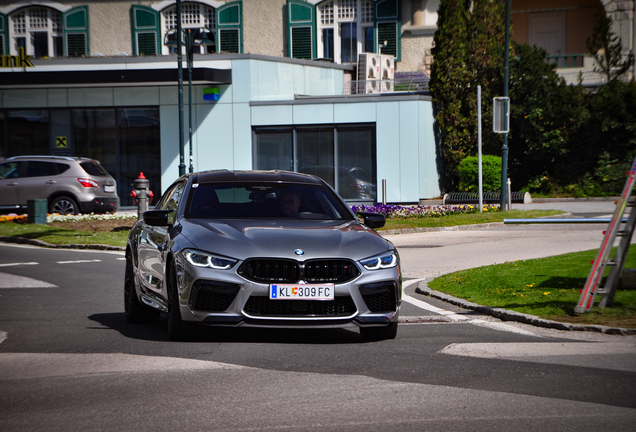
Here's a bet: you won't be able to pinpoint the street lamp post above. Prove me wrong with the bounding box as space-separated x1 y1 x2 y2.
176 0 185 176
165 9 214 176
500 0 511 210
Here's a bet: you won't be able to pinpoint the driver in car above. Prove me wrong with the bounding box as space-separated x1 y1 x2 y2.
279 189 301 218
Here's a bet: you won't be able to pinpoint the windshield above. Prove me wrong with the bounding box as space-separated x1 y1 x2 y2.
186 182 354 220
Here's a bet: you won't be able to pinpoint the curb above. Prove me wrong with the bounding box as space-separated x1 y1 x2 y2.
415 283 636 336
381 222 503 235
379 212 572 236
0 236 125 251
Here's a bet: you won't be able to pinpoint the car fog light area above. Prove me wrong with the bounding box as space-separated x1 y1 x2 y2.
360 251 397 270
183 249 237 269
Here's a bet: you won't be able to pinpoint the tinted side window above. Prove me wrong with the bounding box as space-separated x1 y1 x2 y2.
161 182 186 224
0 162 22 179
26 161 59 177
80 161 108 176
163 182 186 211
57 163 70 174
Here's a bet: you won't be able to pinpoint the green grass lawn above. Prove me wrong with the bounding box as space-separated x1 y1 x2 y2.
380 209 564 230
428 248 636 328
0 223 129 247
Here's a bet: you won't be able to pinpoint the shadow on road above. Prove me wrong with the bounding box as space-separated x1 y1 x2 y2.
88 312 363 344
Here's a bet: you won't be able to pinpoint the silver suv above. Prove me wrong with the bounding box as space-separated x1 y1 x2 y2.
0 156 119 214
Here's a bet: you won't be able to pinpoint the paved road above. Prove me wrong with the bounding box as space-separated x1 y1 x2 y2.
1 203 635 431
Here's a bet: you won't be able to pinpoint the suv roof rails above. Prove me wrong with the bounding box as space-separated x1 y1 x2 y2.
7 155 90 162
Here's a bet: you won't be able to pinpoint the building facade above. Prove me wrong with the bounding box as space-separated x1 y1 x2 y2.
0 0 633 205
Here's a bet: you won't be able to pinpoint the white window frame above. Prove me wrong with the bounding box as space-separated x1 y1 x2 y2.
317 0 374 64
160 1 218 55
8 6 62 57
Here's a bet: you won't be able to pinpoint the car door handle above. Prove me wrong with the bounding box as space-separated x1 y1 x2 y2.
7 182 18 186
46 180 57 184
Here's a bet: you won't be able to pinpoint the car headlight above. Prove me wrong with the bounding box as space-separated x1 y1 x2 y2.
182 249 237 270
360 251 397 270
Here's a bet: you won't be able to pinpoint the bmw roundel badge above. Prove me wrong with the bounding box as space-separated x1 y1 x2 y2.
295 249 304 256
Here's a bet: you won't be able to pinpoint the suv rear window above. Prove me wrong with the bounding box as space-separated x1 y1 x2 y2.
56 163 70 174
80 161 108 176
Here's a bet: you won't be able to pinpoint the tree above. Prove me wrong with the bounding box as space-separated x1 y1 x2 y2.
430 0 506 191
586 6 635 83
429 0 471 191
507 42 586 188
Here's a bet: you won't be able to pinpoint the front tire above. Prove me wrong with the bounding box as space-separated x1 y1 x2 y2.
124 251 160 324
167 262 195 341
50 196 79 215
360 322 398 342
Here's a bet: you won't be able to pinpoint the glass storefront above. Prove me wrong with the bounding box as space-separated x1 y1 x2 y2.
0 107 161 207
253 124 377 202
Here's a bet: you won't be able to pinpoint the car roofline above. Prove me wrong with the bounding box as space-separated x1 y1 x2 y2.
190 169 325 185
6 155 93 162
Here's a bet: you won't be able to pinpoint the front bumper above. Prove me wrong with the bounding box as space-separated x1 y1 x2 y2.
174 260 401 329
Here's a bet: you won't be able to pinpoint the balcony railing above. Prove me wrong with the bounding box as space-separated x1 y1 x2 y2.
547 54 585 68
344 76 430 95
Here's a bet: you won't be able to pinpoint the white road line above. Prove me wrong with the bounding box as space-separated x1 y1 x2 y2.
56 259 102 264
116 257 126 260
0 331 7 345
0 262 38 267
402 294 470 321
439 342 636 372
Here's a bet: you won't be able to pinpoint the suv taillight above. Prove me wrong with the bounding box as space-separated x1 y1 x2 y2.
78 178 99 188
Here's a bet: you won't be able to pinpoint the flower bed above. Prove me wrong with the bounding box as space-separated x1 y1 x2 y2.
0 213 137 224
351 204 498 219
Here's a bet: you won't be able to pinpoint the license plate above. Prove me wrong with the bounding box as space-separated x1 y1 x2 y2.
270 284 334 300
104 185 115 193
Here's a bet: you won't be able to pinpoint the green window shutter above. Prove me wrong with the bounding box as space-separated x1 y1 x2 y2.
286 0 316 60
375 0 401 61
0 13 7 55
63 6 89 57
131 5 159 56
216 1 243 53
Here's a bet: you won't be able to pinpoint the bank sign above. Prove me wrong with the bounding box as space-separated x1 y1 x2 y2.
1 48 34 68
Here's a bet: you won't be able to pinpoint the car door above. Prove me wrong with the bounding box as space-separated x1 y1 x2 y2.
0 161 24 208
16 161 61 205
138 181 186 298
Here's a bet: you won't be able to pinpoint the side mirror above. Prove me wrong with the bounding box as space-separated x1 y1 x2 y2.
142 209 173 226
356 211 386 229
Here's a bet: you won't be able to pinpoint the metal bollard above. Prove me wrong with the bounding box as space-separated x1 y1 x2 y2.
131 172 153 219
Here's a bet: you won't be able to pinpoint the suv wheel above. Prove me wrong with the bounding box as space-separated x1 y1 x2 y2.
50 196 79 215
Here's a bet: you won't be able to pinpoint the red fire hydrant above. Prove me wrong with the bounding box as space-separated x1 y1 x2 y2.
131 172 154 218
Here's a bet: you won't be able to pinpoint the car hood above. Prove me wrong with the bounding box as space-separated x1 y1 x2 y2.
178 218 391 261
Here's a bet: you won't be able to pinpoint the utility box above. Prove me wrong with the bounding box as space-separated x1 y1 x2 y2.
27 199 48 224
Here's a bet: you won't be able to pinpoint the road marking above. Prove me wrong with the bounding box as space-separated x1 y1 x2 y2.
402 294 470 321
116 257 126 261
56 259 102 264
440 342 636 372
0 331 6 345
0 272 56 289
0 262 38 267
0 353 248 380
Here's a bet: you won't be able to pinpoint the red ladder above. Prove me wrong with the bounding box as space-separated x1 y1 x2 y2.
574 155 636 313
